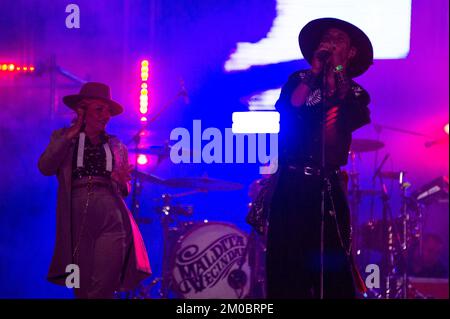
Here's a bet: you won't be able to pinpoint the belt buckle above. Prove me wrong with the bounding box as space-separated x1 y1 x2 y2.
304 166 315 176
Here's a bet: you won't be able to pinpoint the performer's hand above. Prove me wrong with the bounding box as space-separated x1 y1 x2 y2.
65 108 85 140
330 51 347 72
111 164 134 186
311 42 333 75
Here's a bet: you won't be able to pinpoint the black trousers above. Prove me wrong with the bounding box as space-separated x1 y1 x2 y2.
266 166 355 299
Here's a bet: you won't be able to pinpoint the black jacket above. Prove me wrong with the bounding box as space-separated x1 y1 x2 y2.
276 69 371 168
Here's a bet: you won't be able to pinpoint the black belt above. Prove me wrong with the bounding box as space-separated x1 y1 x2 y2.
287 164 341 177
72 176 112 189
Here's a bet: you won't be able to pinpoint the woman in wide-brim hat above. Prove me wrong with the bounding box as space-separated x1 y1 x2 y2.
38 82 151 298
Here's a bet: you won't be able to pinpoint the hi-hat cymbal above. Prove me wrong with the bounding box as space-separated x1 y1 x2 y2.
350 139 385 153
163 177 243 191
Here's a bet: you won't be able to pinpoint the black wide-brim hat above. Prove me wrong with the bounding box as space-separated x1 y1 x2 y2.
298 18 373 78
63 82 123 116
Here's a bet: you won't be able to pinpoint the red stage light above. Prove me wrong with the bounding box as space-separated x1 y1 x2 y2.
0 63 35 73
445 123 449 135
139 59 150 115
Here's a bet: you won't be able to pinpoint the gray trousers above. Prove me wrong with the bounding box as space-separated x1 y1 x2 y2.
71 181 131 299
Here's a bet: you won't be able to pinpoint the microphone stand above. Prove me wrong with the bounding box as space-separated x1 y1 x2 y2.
128 88 189 218
319 61 330 299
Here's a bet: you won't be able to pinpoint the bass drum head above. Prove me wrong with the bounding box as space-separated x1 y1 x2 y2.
170 221 251 299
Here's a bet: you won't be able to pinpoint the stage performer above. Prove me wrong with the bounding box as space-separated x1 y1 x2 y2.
38 82 151 298
266 18 373 298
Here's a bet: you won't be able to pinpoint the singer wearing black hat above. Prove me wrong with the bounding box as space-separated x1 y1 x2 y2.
266 18 373 298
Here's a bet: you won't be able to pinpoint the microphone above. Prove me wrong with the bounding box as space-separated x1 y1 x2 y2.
316 50 332 61
179 79 190 104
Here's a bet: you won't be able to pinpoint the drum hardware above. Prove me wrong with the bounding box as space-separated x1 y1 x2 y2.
348 139 386 266
127 85 190 219
370 166 425 299
350 138 385 153
128 145 170 157
163 176 243 192
348 135 446 299
129 169 245 298
413 176 449 204
156 193 194 298
128 144 195 159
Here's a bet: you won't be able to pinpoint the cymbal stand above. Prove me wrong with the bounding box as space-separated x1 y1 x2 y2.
392 172 420 299
399 172 410 299
156 193 193 298
158 194 175 298
348 151 361 254
378 172 412 299
127 86 189 218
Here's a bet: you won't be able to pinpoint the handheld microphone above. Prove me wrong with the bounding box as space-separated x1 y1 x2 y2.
316 50 332 61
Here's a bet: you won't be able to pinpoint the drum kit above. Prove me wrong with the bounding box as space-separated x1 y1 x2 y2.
123 141 269 299
123 129 446 299
347 138 448 299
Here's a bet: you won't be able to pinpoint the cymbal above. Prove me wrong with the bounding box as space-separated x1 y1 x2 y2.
129 145 195 157
163 177 243 191
380 171 405 180
350 139 385 153
349 189 382 196
128 145 170 156
131 170 167 185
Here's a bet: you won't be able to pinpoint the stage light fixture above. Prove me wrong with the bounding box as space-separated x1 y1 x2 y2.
137 154 148 165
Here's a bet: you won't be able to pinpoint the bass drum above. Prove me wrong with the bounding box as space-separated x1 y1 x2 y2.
169 221 251 299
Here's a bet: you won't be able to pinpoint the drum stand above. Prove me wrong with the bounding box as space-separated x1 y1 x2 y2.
129 194 179 299
159 196 172 298
378 172 418 299
348 151 362 256
152 193 194 298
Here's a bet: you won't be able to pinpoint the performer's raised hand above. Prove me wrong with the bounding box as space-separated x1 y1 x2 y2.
65 107 85 140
